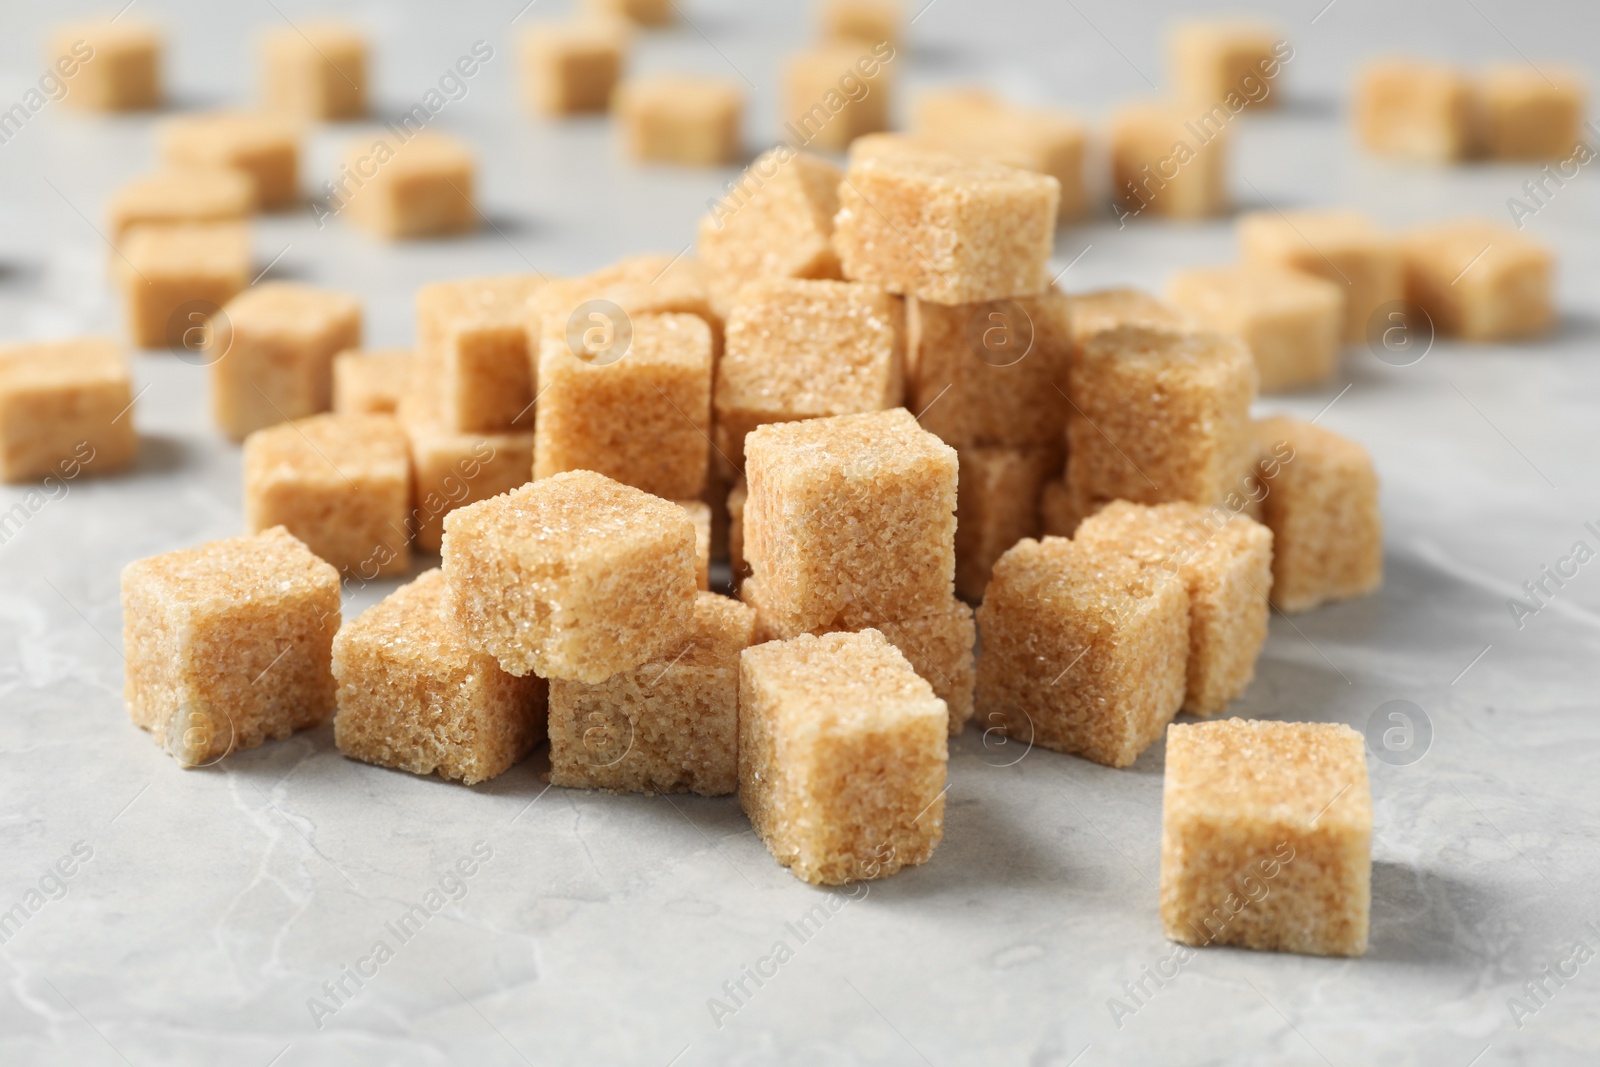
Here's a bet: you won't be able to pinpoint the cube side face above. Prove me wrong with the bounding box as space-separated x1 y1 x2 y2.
246 465 410 577
391 167 477 239
0 375 137 483
1482 82 1583 160
697 152 842 287
60 34 162 112
407 428 535 554
953 446 1058 602
1112 113 1229 220
874 598 976 735
1182 527 1273 716
123 271 247 351
1404 234 1554 342
445 326 535 433
1356 66 1474 163
1244 298 1342 393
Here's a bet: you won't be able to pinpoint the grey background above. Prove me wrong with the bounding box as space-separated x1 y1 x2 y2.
1 0 1598 1064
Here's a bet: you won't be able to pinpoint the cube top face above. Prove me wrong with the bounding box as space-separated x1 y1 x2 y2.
538 254 712 327
547 310 711 373
124 526 340 615
745 406 951 485
1076 500 1271 579
418 275 545 336
741 629 946 738
244 413 408 488
338 569 475 672
1238 208 1384 261
56 19 162 54
674 591 757 667
1401 219 1553 284
990 536 1168 638
225 282 362 343
619 74 742 120
260 20 365 60
696 149 842 283
361 131 474 178
0 337 128 393
524 16 631 51
1064 288 1197 346
120 222 252 279
110 170 256 234
1078 325 1257 398
1169 264 1343 322
333 349 413 414
161 110 298 160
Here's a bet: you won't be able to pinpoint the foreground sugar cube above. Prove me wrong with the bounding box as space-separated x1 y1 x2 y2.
740 630 948 884
442 470 697 682
1399 220 1555 341
1161 719 1371 957
714 279 902 467
975 537 1188 768
116 223 252 351
416 275 545 433
1075 502 1273 717
341 131 476 239
833 150 1060 304
1168 265 1344 393
1252 417 1382 613
244 414 410 577
820 0 901 47
0 339 138 483
519 18 629 116
536 312 712 499
1354 59 1475 163
783 45 892 153
1111 102 1230 220
1239 209 1402 344
210 282 363 441
121 527 339 766
615 75 743 166
1167 19 1284 109
954 445 1060 602
401 412 535 554
1067 327 1256 511
53 19 161 112
260 20 366 120
161 111 300 209
333 348 414 415
549 592 754 795
1479 65 1586 161
745 409 957 634
108 170 255 240
1065 287 1197 347
333 570 546 785
583 0 672 26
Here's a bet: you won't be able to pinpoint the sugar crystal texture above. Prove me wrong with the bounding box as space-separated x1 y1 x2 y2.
954 445 1060 601
0 338 139 483
400 408 535 554
677 500 712 590
1063 287 1198 347
416 275 546 433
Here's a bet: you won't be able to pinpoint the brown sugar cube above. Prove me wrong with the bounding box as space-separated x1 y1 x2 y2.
1038 476 1089 538
834 150 1059 305
160 112 299 210
442 469 697 682
1398 219 1555 341
975 537 1188 768
537 253 719 338
1354 60 1475 164
1063 287 1198 347
108 170 255 241
615 75 743 166
677 500 712 590
121 527 339 766
333 570 545 785
1111 101 1231 221
52 19 161 112
339 131 476 239
740 629 948 885
697 149 843 317
1479 65 1586 161
1161 719 1371 957
243 413 410 577
727 477 749 582
549 591 755 795
954 445 1060 602
908 290 1071 451
1067 327 1256 511
820 0 901 47
0 339 138 484
582 0 672 27
1168 265 1344 393
1075 502 1273 717
783 46 892 154
535 313 712 499
401 413 535 554
518 18 629 116
209 282 362 441
333 349 414 415
1252 416 1382 613
115 223 252 351
714 279 903 469
1239 209 1402 344
416 275 545 433
260 20 366 120
745 409 956 634
1167 19 1285 109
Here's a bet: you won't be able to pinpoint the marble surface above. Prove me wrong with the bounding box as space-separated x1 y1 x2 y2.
2 0 1599 1064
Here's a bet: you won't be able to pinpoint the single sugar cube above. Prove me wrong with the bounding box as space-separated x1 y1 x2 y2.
1168 264 1344 393
108 169 255 240
115 223 252 351
259 20 367 120
536 312 712 500
745 409 956 635
416 274 545 433
333 570 546 785
0 338 138 484
52 19 161 112
549 591 755 795
1074 501 1273 717
1479 65 1586 161
740 629 948 885
243 413 411 577
1167 19 1285 109
615 75 743 166
954 445 1060 602
834 150 1059 305
518 18 629 116
1252 416 1382 613
678 500 712 590
160 111 300 210
210 282 363 441
820 0 901 47
583 0 672 26
1111 101 1231 220
442 469 698 682
1161 718 1371 957
1399 219 1555 341
333 348 414 415
1064 287 1197 347
1354 59 1475 163
401 412 535 554
975 537 1188 768
782 46 892 153
1067 327 1256 511
121 527 340 766
714 279 903 469
1239 208 1402 344
340 131 476 239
